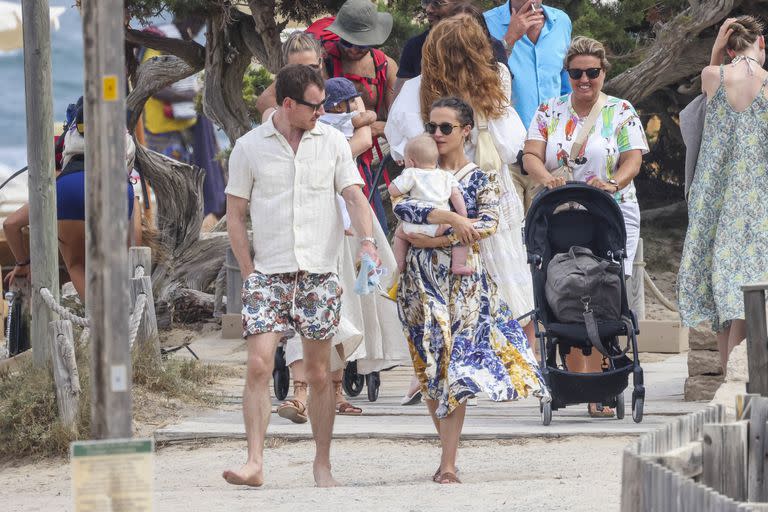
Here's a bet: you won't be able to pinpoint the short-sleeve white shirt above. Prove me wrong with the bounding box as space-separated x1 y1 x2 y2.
225 114 364 274
392 167 459 209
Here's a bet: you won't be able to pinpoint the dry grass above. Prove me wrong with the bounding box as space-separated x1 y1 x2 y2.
0 345 233 461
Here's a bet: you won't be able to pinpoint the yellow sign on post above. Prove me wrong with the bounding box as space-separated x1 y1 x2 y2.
71 438 154 511
102 75 118 102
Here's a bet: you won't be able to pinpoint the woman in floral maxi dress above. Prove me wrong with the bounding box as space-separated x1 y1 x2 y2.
678 16 768 373
394 98 549 485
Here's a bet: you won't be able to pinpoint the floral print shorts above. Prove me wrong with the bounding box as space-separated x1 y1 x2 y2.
241 270 342 341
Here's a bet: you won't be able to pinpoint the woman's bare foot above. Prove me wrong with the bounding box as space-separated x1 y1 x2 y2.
313 462 341 488
222 462 264 487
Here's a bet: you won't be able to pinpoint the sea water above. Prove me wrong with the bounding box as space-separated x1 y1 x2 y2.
0 0 84 174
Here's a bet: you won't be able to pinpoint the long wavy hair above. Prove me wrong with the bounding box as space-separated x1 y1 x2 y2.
420 16 507 123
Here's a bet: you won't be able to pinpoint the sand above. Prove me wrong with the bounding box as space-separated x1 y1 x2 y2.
0 436 631 512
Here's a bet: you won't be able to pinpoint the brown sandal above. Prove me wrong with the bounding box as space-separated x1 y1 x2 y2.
436 472 461 484
333 380 363 415
277 381 308 424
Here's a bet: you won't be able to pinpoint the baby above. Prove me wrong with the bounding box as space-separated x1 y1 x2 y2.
319 77 377 139
389 135 472 276
320 77 377 236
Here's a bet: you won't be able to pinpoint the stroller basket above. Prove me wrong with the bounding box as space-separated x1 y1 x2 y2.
545 355 632 408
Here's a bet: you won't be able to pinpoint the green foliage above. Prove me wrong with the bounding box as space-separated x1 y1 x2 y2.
378 1 426 62
242 66 275 122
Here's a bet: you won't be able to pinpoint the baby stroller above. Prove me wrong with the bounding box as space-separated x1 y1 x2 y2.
525 183 645 425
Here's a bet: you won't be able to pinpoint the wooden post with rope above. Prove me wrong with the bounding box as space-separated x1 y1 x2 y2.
49 319 80 431
82 0 132 439
22 0 60 367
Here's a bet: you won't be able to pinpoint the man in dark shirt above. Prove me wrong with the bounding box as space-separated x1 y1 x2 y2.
394 0 508 97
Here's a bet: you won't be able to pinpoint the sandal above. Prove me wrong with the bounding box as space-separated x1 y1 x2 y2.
334 380 363 415
588 402 615 418
436 472 462 484
277 381 308 424
433 466 460 482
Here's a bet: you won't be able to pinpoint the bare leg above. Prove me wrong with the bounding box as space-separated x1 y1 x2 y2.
302 338 340 487
57 220 86 300
523 321 538 359
425 397 441 435
716 327 730 374
393 225 410 273
222 332 281 487
436 403 466 482
289 360 308 403
724 319 747 375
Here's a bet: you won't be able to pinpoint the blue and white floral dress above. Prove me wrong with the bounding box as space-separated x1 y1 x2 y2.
395 164 549 418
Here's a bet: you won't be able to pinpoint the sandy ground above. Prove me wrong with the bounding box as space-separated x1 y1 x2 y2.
0 436 631 512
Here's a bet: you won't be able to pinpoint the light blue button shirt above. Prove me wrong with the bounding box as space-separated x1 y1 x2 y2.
484 2 572 128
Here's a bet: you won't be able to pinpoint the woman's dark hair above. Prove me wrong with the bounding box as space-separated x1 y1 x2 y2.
430 97 475 129
275 64 325 104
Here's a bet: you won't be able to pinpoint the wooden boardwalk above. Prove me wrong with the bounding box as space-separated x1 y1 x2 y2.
156 336 704 443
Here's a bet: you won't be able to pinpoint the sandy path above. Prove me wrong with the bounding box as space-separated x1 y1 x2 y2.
1 436 630 512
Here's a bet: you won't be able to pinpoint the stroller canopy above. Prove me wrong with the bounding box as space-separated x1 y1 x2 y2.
525 182 627 261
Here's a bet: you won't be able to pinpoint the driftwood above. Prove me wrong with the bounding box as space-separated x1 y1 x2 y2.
169 288 216 324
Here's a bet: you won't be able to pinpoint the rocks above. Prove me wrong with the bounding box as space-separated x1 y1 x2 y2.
687 349 723 376
685 375 725 401
711 343 748 416
689 327 718 351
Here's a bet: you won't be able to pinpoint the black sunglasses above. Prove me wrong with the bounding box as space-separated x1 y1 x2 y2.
567 67 602 80
339 39 372 50
291 96 326 112
424 122 462 135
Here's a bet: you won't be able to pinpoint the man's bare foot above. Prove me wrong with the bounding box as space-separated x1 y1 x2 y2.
222 462 264 487
313 462 341 488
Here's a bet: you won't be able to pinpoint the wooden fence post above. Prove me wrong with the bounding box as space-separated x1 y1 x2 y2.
702 421 748 501
22 0 60 367
627 238 645 321
49 320 80 431
129 246 152 279
130 276 159 359
743 283 768 396
82 0 131 439
749 397 768 501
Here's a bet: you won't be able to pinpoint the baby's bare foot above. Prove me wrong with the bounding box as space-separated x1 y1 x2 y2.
222 462 264 487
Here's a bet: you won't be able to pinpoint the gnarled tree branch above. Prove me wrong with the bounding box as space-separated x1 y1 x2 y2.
126 55 201 133
605 0 740 104
125 28 206 69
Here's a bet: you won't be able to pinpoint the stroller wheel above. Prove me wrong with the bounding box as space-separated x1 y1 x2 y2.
541 401 552 426
632 396 644 423
366 372 380 402
615 393 625 420
343 361 365 397
273 346 290 401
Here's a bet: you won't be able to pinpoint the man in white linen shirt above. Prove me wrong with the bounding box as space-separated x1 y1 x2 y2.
222 64 379 488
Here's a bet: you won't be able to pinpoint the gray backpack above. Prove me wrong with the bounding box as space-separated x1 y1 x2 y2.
545 246 626 358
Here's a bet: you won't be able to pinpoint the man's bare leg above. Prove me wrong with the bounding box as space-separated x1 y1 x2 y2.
302 337 339 487
222 331 281 487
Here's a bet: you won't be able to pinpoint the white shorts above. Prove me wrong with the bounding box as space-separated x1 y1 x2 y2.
402 222 439 237
621 202 640 277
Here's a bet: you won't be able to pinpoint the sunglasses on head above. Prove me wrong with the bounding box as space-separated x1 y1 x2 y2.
339 39 372 50
291 96 326 112
424 122 462 135
567 67 602 80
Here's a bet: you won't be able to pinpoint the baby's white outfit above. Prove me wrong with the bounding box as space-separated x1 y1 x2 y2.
318 112 358 139
392 167 460 237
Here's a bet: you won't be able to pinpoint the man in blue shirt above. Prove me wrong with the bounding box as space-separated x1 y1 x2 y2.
485 0 572 210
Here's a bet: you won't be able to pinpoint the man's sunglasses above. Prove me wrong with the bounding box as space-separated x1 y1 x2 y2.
291 96 326 112
424 122 462 135
420 0 450 8
339 39 372 50
567 67 602 80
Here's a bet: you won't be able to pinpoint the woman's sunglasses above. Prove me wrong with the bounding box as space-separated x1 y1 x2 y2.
567 67 602 80
421 0 450 8
424 122 462 135
339 39 372 51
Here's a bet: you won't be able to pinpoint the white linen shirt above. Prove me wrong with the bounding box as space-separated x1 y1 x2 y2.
225 115 364 275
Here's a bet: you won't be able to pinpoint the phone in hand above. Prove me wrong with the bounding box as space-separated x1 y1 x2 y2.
531 1 542 12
